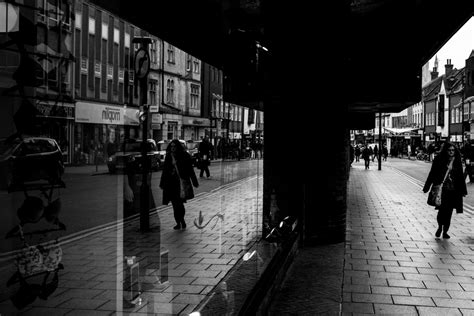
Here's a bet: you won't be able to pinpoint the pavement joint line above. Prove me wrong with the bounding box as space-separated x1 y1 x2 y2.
0 174 262 263
387 165 474 216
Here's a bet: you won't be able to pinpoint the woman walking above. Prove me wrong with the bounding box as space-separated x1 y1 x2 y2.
423 142 467 239
160 139 199 230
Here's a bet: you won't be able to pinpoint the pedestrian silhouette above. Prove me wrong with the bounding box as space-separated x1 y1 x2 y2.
423 142 467 239
159 139 199 230
362 145 371 169
198 137 212 178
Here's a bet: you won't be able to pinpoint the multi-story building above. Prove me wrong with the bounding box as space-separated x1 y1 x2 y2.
72 0 143 164
1 0 262 166
0 0 75 163
201 62 223 145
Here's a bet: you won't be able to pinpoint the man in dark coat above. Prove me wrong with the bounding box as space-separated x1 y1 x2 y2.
198 137 212 178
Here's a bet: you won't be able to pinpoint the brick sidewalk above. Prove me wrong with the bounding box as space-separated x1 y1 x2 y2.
269 163 474 315
345 164 474 315
0 176 262 315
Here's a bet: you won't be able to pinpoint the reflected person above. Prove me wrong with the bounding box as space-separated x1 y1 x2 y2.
159 139 199 230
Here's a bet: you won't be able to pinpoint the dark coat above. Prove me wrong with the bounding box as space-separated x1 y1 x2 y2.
423 155 467 213
160 152 198 205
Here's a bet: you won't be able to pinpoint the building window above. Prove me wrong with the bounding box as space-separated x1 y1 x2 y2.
94 61 101 76
186 55 192 71
125 32 130 48
168 121 178 140
167 44 175 63
190 84 199 108
193 60 199 73
89 17 95 35
150 40 158 65
166 79 174 104
75 12 82 29
149 80 157 105
102 23 108 40
107 64 113 79
81 57 88 73
113 27 120 44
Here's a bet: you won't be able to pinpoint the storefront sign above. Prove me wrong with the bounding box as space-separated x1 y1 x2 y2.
182 116 210 126
36 101 74 119
76 101 139 125
151 113 162 124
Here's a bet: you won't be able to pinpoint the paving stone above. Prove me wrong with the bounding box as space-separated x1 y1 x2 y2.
373 303 418 315
417 306 463 316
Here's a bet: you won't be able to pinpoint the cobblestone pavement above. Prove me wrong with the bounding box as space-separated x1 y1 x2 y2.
0 175 263 315
269 163 474 315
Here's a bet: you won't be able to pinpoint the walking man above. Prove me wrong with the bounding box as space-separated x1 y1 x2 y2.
198 136 212 178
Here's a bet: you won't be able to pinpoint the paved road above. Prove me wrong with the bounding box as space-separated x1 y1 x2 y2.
0 159 263 253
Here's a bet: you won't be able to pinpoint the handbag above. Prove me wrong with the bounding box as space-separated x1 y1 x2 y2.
427 185 442 207
174 159 194 200
427 160 452 207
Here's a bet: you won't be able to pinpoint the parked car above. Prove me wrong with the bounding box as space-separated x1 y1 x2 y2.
186 140 202 166
107 139 160 173
0 136 65 190
156 139 187 164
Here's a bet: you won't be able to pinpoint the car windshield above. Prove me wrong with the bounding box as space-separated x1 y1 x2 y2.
22 139 58 155
157 142 169 151
121 140 156 152
186 142 196 150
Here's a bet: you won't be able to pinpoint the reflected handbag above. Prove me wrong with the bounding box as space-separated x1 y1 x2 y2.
174 161 194 200
179 178 194 200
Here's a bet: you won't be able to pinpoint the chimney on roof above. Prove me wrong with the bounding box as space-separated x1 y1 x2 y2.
445 59 454 76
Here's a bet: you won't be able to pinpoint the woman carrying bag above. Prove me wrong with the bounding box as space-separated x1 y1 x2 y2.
423 142 467 239
160 139 199 230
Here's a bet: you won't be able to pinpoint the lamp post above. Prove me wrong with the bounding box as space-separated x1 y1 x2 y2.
378 111 382 170
133 36 152 232
462 72 466 144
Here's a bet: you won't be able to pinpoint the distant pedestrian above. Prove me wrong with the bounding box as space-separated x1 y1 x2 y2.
355 145 361 162
423 142 467 239
160 139 199 230
349 145 354 166
372 145 378 162
382 145 388 161
362 145 371 170
198 137 212 178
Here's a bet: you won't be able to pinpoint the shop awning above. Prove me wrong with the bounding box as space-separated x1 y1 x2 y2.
383 127 421 135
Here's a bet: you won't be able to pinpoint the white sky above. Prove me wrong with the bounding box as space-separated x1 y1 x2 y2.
428 16 474 75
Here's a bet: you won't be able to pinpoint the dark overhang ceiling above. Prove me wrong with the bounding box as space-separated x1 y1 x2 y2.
90 0 474 114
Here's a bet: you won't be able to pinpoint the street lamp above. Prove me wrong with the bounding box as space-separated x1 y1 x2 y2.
133 36 152 232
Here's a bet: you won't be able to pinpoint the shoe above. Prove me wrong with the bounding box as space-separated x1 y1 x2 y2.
181 221 186 229
442 233 450 239
435 227 442 238
173 224 181 230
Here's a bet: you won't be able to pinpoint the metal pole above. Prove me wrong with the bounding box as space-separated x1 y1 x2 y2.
378 111 382 170
133 37 152 232
462 73 465 144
